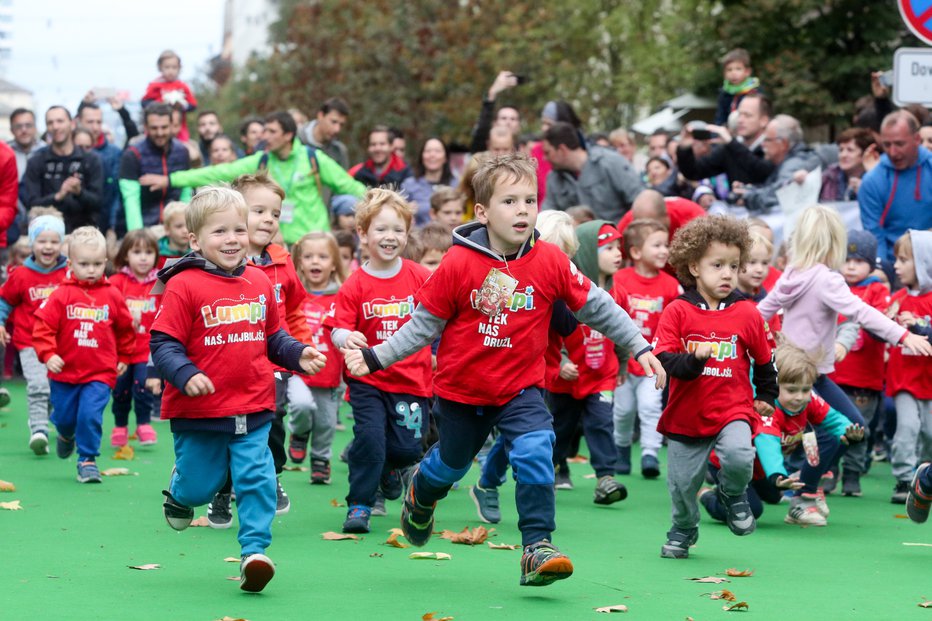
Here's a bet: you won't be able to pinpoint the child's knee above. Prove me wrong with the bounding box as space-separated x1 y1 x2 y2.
509 430 556 485
420 450 472 487
718 444 755 471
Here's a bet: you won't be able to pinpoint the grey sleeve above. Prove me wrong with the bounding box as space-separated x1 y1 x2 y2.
574 285 650 357
610 160 645 207
835 320 859 353
331 327 351 349
370 305 447 368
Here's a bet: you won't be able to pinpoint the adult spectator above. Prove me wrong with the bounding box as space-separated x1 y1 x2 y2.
298 97 350 169
677 93 774 187
609 128 646 172
391 127 407 162
140 110 364 243
400 137 459 226
0 141 19 248
349 125 410 188
532 100 583 204
196 110 224 164
617 189 705 243
8 109 43 176
647 131 669 158
469 70 522 153
76 102 122 235
860 110 932 263
119 103 191 231
819 127 876 202
645 156 678 197
20 106 102 232
487 126 517 156
741 114 820 213
80 90 139 147
541 121 644 221
240 116 265 156
209 135 239 164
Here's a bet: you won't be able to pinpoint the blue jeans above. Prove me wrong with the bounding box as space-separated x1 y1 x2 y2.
170 421 275 556
112 362 153 427
49 379 111 461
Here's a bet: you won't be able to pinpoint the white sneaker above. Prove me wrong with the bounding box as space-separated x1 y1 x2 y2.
807 490 830 517
240 553 275 592
29 431 49 455
785 497 827 526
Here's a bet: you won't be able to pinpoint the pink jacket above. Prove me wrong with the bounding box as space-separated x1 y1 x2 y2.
758 263 906 374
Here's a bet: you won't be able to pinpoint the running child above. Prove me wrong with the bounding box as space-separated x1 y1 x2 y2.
109 229 161 447
32 226 136 483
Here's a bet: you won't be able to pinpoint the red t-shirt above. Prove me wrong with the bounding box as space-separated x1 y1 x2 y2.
830 281 890 391
417 240 591 406
328 260 433 398
300 290 342 388
886 288 932 399
151 266 281 419
653 298 773 438
109 270 160 364
0 263 67 351
548 325 619 399
614 267 680 376
32 277 136 387
762 266 782 294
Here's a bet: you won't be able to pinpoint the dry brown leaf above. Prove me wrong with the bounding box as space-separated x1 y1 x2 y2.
920 601 932 608
330 498 346 508
100 467 134 476
225 576 240 581
409 552 452 560
321 531 360 541
422 613 454 621
583 474 598 479
0 479 15 492
725 568 754 577
0 500 22 510
385 530 409 548
223 557 241 563
895 514 910 519
724 601 749 611
369 553 383 558
439 526 494 545
113 445 135 461
128 563 160 570
190 516 210 527
282 465 309 472
567 454 589 463
594 604 628 613
487 542 519 550
688 576 730 584
706 589 737 601
214 617 249 621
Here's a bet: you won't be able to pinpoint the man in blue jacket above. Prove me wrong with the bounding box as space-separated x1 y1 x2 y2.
76 103 122 236
859 110 932 263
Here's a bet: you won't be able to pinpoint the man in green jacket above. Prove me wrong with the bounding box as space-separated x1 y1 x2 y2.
139 110 364 243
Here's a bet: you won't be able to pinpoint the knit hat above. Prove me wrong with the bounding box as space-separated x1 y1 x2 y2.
596 223 622 248
332 194 359 217
846 229 877 264
541 101 559 122
28 215 65 245
692 185 714 202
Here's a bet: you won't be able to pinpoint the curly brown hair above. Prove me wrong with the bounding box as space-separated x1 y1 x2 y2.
668 215 750 287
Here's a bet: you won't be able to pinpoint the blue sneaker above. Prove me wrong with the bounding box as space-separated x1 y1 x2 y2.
56 434 75 459
470 484 501 524
342 504 371 533
76 461 101 484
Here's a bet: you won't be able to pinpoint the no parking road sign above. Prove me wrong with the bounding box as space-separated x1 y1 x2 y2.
900 0 932 46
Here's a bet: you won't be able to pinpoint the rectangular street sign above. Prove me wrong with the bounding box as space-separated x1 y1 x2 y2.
894 47 932 106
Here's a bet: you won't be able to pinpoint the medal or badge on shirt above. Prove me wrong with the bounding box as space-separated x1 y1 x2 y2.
584 329 606 369
280 200 295 223
476 268 518 317
802 429 819 467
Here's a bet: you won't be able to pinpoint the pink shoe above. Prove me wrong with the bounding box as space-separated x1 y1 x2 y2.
136 424 158 446
111 426 128 447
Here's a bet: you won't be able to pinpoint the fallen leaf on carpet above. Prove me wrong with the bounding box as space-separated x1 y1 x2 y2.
594 604 628 613
567 455 589 463
688 576 729 584
487 542 519 550
724 601 749 611
225 576 240 581
410 552 451 560
385 530 408 548
129 432 138 440
370 553 383 558
687 617 695 620
100 467 134 476
223 557 240 563
128 563 160 570
321 531 359 541
439 526 494 545
0 479 14 492
422 613 454 620
920 600 932 608
705 589 737 601
895 514 909 519
190 516 210 527
583 474 597 479
0 500 22 510
282 465 309 472
113 445 135 461
213 617 249 621
330 498 346 508
725 568 754 577
903 542 932 547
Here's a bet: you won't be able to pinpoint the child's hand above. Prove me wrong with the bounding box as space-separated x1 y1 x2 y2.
902 332 932 356
344 331 368 349
299 346 327 375
616 372 626 387
559 362 579 381
636 350 667 390
342 348 370 377
775 475 805 490
116 362 127 376
792 169 808 185
145 378 162 395
184 372 215 397
46 354 64 373
753 400 775 417
841 423 865 445
693 342 713 361
139 174 169 192
0 326 10 346
898 311 918 327
834 342 848 362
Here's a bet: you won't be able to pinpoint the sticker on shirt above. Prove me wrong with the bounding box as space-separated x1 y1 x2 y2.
200 294 268 346
280 200 296 223
584 328 608 369
684 332 739 378
474 268 518 318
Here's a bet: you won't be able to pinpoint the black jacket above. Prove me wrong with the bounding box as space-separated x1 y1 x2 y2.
19 146 103 232
677 139 773 186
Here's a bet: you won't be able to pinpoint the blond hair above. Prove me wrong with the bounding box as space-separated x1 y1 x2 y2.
894 230 913 260
789 204 846 270
232 171 285 201
748 231 773 257
355 188 416 234
775 343 819 386
472 152 537 207
27 206 64 221
535 210 579 257
68 226 107 254
162 201 187 226
185 186 247 236
291 231 347 288
157 49 180 68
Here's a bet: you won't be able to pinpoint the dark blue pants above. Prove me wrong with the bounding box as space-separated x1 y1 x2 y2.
549 391 618 477
50 379 111 461
705 464 783 521
814 374 865 427
479 433 510 488
112 362 153 427
346 379 429 507
415 388 556 546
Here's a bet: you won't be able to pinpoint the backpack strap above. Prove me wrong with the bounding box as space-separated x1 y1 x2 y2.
305 145 324 198
258 150 270 170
